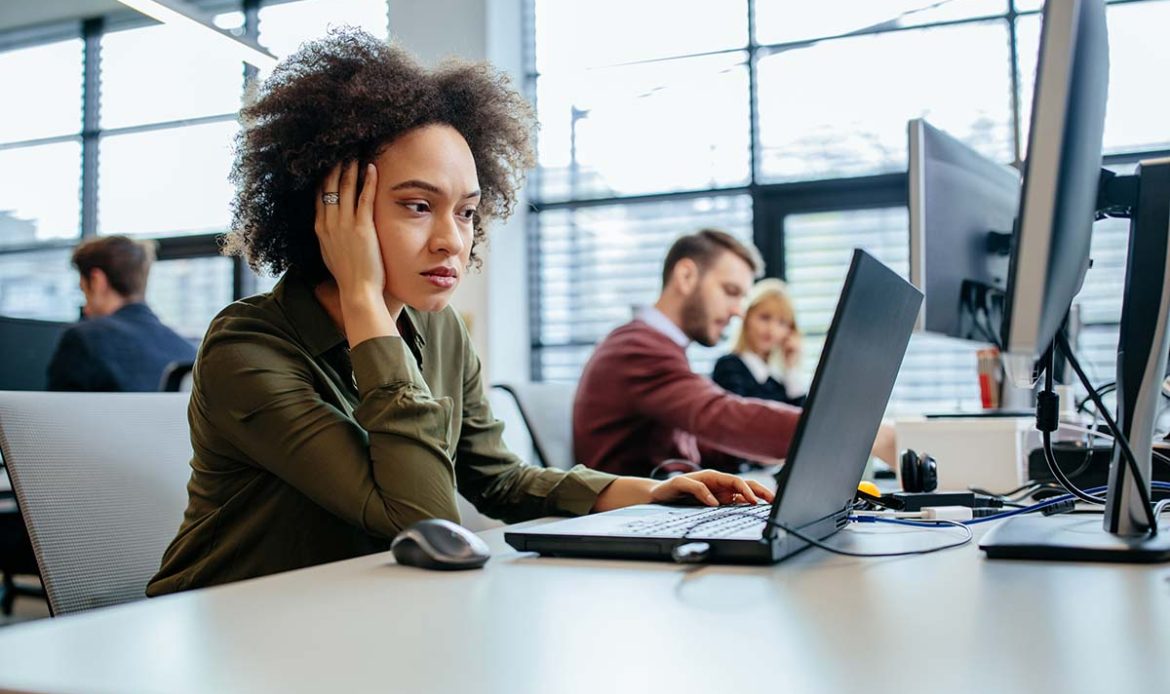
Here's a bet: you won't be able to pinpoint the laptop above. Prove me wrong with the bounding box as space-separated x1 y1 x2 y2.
505 249 924 564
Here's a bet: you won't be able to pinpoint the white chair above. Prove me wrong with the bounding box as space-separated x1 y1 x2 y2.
0 392 193 616
495 382 578 470
487 384 538 466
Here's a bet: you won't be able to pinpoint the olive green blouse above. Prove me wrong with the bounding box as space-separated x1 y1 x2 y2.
146 272 616 596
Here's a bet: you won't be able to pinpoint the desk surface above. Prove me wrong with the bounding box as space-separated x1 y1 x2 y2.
0 518 1167 694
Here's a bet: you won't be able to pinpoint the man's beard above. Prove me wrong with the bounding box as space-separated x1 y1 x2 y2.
680 291 716 347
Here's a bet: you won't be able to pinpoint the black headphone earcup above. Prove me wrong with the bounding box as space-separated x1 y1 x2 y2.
900 449 921 493
920 453 938 493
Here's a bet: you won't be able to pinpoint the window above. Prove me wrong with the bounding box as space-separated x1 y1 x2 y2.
533 195 752 380
784 207 981 413
754 0 1006 45
0 37 83 142
97 120 238 238
148 257 235 338
0 141 83 247
528 0 1161 414
0 35 84 250
0 249 82 321
1016 2 1170 156
536 52 751 201
0 1 393 334
756 20 1014 182
99 14 245 129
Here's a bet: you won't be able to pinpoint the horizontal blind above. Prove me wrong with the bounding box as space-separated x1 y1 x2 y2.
784 206 983 414
534 195 752 381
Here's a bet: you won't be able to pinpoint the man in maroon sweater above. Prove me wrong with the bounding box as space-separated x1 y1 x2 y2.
574 229 807 477
575 229 896 477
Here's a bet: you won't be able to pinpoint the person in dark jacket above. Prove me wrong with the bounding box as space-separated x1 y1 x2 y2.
712 278 806 407
47 235 195 391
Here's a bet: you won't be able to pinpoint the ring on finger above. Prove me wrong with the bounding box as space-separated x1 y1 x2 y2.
321 192 340 205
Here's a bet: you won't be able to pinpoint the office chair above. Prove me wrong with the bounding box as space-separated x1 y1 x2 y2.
159 361 195 392
487 385 539 467
0 392 193 616
0 467 42 616
0 315 71 392
494 382 578 470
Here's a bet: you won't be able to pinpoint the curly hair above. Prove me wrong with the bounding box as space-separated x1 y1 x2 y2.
223 29 536 282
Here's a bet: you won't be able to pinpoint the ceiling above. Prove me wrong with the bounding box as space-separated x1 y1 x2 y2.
0 1 129 33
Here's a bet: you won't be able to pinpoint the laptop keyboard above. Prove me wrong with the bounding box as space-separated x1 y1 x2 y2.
620 504 773 538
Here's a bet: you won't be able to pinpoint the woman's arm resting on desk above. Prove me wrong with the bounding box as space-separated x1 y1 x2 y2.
592 470 774 512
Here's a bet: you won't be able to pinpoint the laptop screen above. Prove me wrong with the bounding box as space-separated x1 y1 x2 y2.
769 250 923 532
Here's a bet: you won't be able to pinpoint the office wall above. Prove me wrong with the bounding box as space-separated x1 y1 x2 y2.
388 0 530 385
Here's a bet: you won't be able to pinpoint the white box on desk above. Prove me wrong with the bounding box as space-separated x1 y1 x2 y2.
893 416 1038 493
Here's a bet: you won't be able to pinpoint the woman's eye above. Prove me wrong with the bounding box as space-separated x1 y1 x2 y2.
403 202 430 214
459 208 477 221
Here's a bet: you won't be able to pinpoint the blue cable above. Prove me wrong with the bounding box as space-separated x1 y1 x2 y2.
852 481 1170 528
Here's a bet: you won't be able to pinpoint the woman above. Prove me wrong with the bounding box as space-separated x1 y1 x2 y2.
712 278 806 406
147 30 769 595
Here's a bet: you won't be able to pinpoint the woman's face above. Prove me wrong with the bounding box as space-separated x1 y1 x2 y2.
744 297 793 356
370 124 480 313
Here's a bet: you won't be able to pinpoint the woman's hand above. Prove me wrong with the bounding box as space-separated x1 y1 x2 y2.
592 470 775 512
314 161 397 346
316 161 382 300
781 332 802 370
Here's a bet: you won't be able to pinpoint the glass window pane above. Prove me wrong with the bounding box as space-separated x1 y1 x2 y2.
757 21 1014 182
535 195 753 379
536 52 750 201
755 0 1006 45
98 120 237 237
0 249 83 321
0 38 83 143
534 0 746 73
147 256 234 338
258 0 388 80
100 14 246 129
1017 3 1170 158
0 141 82 248
784 207 981 413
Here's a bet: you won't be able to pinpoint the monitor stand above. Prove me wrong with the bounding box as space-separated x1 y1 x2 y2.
981 515 1170 561
982 158 1170 563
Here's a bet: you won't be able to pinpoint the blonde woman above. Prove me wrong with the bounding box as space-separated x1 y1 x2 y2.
712 278 806 406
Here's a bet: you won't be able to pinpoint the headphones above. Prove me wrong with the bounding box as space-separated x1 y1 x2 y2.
899 448 938 493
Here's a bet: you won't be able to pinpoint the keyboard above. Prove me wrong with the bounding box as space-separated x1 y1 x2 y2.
620 504 773 538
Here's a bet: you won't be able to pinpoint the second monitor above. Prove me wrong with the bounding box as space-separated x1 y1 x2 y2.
907 118 1020 344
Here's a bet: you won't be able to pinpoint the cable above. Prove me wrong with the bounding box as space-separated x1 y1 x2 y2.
1056 332 1159 532
1040 350 1107 505
676 509 973 558
1076 381 1116 414
648 458 701 480
1042 430 1105 505
1058 421 1170 470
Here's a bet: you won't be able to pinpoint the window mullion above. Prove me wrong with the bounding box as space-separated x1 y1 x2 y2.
80 17 102 239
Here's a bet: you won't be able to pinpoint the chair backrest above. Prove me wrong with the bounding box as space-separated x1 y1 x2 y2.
159 361 195 392
487 385 538 466
0 316 71 391
495 382 578 470
0 392 193 615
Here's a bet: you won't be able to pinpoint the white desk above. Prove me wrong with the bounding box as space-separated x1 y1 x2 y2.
0 519 1167 694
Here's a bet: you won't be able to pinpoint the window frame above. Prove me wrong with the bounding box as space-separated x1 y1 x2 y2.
524 0 1166 390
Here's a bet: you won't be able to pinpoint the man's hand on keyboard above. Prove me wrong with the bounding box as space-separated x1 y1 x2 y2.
649 470 774 507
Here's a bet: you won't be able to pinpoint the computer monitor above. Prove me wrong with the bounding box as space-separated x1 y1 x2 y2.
980 0 1170 560
0 315 71 391
907 118 1019 342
